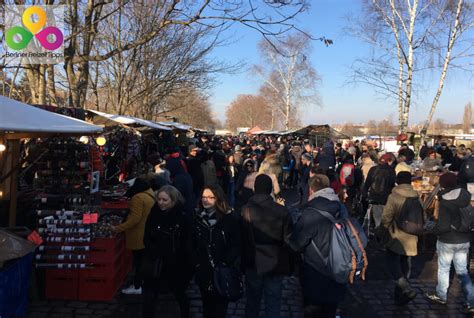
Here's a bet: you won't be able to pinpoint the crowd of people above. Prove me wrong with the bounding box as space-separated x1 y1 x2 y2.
112 134 474 318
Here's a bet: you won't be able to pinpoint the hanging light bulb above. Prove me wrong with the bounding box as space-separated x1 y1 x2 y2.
0 144 6 152
79 136 89 144
95 136 106 146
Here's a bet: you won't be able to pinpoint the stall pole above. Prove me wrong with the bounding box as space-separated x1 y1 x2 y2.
8 139 20 226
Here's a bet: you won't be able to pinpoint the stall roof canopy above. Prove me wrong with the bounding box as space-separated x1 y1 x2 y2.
0 96 102 135
88 110 172 131
158 121 192 131
292 125 349 139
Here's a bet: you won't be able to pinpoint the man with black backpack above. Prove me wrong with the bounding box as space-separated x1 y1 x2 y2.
363 153 397 229
289 174 368 318
381 171 421 305
425 173 474 314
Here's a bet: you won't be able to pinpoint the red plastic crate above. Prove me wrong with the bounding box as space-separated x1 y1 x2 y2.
44 269 79 300
100 200 129 210
80 250 123 278
86 236 125 264
78 273 122 301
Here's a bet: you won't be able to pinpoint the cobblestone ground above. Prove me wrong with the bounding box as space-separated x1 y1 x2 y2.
27 190 474 318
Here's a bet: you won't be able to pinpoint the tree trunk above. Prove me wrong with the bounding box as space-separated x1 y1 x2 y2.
25 66 39 104
420 0 463 142
400 0 418 134
47 65 57 105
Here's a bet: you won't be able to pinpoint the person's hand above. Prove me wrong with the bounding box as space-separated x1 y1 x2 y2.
276 197 285 206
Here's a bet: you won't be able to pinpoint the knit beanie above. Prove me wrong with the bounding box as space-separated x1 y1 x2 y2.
254 174 273 195
396 171 412 185
439 173 457 190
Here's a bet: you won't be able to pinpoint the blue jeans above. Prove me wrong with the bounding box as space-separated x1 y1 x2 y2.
245 269 283 318
436 241 474 306
227 180 235 208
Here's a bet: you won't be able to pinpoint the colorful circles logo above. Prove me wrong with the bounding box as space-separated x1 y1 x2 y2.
5 6 63 51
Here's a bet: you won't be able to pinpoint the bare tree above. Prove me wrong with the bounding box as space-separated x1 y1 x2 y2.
462 102 472 134
161 87 217 129
429 118 447 135
348 0 473 134
366 120 378 135
225 94 273 132
253 33 321 130
340 123 363 137
420 0 473 140
2 0 311 110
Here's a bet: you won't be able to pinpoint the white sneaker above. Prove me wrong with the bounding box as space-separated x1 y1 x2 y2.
121 285 142 295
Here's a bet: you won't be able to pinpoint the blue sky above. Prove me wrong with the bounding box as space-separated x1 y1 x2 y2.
208 0 473 126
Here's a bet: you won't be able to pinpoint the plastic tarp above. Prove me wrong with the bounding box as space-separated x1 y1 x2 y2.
0 96 102 134
0 230 36 267
88 110 172 131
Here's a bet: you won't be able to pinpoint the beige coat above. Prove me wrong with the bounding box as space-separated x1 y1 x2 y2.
381 184 419 256
115 189 155 250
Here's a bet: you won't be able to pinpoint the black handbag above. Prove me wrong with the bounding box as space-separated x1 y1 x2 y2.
207 248 243 301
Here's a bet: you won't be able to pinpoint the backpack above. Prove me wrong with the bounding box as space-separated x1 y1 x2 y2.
461 156 474 182
309 206 368 284
370 167 391 196
340 163 355 187
395 197 425 235
452 205 474 233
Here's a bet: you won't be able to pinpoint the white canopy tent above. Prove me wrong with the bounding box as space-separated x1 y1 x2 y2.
0 96 103 226
88 110 173 131
0 96 102 136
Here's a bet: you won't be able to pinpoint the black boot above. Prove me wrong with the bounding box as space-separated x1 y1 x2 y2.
395 277 417 306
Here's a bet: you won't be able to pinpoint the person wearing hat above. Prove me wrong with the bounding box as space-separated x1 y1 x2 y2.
381 171 419 305
241 174 292 318
425 173 474 313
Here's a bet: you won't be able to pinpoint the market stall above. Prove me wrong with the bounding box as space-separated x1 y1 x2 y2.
292 124 349 147
0 97 136 303
0 96 102 227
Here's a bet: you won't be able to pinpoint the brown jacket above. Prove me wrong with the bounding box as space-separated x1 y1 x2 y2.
115 189 155 250
381 184 419 256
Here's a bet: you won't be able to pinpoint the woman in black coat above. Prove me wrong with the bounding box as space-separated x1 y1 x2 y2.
193 185 242 318
142 185 193 318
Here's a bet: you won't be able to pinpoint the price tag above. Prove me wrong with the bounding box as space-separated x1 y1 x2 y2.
83 214 91 224
83 213 98 224
90 213 98 224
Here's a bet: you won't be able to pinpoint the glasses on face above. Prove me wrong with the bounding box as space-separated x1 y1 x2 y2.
202 196 216 200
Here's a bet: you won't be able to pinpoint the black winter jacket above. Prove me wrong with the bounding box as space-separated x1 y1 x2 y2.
363 164 396 205
434 187 472 244
289 191 347 304
241 194 293 274
143 204 193 290
192 209 242 290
